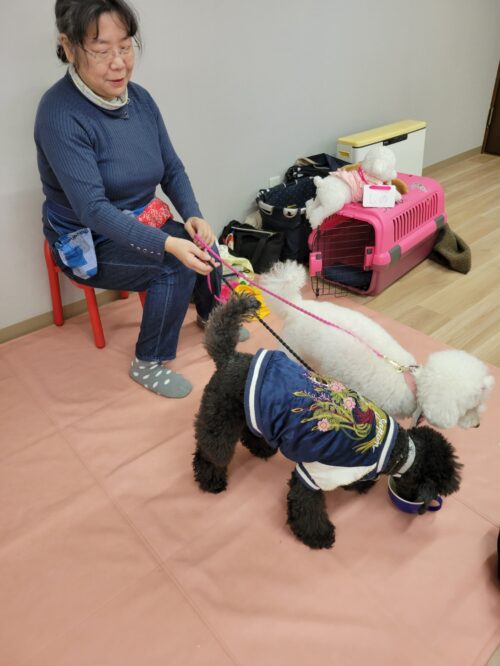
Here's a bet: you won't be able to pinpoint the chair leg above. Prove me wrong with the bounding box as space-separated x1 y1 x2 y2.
139 291 147 308
83 287 106 348
43 240 64 326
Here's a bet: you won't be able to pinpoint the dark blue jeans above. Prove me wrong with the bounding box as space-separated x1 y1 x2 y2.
53 221 221 362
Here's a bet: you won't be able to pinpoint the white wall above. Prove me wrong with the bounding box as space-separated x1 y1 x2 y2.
1 0 499 329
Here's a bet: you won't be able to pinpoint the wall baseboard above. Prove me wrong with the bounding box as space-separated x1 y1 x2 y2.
0 290 123 344
423 146 481 174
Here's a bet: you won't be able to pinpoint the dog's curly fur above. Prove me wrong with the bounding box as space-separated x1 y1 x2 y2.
259 261 495 430
193 294 463 549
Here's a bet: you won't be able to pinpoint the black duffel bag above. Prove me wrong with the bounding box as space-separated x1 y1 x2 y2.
219 221 284 274
256 178 316 265
284 153 349 183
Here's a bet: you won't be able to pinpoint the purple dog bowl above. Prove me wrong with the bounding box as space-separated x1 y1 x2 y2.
388 476 443 514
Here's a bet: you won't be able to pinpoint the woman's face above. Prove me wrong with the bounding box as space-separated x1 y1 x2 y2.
61 11 135 100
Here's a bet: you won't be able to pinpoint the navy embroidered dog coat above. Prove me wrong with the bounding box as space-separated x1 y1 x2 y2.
244 349 398 491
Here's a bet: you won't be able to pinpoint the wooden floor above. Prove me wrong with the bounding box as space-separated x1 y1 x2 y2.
344 151 500 367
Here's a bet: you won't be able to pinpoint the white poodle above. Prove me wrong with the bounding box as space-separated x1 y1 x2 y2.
305 145 402 230
259 261 495 429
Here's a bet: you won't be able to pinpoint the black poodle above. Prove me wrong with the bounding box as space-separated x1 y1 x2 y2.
193 294 463 549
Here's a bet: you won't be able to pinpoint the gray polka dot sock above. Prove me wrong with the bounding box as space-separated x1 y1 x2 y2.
129 358 192 398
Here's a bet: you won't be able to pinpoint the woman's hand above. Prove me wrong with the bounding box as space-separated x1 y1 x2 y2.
185 217 216 248
164 236 214 275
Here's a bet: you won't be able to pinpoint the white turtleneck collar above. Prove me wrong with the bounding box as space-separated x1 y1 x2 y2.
68 64 128 111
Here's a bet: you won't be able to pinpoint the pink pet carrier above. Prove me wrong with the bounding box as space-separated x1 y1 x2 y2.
308 173 446 296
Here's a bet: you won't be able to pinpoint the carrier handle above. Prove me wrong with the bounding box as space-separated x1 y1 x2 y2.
383 133 408 146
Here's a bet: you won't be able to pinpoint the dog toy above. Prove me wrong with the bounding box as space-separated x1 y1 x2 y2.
233 283 270 318
218 278 270 319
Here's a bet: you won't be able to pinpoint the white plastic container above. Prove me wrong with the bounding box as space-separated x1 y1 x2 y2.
336 120 427 175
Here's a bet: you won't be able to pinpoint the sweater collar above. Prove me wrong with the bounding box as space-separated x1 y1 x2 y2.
68 64 128 111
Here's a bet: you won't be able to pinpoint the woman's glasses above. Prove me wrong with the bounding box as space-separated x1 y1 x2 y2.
82 43 137 64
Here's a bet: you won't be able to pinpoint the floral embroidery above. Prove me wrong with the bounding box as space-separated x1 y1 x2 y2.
316 418 330 432
291 372 387 452
343 396 356 410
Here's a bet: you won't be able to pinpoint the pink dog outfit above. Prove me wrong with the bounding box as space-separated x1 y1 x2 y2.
329 167 384 202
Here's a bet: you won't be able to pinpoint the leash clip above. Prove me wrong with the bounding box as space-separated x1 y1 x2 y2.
384 357 406 373
384 358 420 375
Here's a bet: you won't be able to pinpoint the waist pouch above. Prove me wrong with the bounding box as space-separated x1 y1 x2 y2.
54 227 97 280
46 201 97 280
131 197 173 228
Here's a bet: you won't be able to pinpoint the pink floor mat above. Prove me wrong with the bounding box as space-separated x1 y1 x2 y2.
0 293 498 666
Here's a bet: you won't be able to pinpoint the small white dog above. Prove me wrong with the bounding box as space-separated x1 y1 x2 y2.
259 261 495 429
305 145 402 230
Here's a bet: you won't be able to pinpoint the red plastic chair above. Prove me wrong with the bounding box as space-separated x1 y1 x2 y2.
44 239 146 348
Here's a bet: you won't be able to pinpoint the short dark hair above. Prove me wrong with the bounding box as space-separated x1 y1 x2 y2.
55 0 141 63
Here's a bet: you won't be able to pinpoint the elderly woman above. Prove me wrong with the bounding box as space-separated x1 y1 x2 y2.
35 0 244 398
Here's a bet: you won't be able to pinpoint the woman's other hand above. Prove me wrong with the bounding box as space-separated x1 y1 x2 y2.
185 217 216 247
164 236 214 275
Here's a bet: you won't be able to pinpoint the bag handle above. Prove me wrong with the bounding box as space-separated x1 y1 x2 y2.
249 236 269 271
295 157 320 167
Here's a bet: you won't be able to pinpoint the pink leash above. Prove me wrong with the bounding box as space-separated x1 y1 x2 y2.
197 235 389 362
197 235 422 421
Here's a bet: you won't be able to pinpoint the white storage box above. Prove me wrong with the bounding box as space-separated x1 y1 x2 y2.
336 120 426 175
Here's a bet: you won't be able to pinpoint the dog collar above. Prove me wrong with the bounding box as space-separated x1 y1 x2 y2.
383 359 423 426
358 166 370 184
403 369 424 426
403 367 425 426
393 438 416 477
358 166 385 186
403 366 417 397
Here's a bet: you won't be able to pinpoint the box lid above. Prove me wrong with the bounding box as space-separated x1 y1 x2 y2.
337 120 426 148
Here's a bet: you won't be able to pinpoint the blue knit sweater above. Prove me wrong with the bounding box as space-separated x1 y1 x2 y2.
34 71 203 261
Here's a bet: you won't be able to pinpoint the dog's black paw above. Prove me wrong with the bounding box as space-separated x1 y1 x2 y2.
293 523 336 550
343 479 377 494
192 449 228 493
